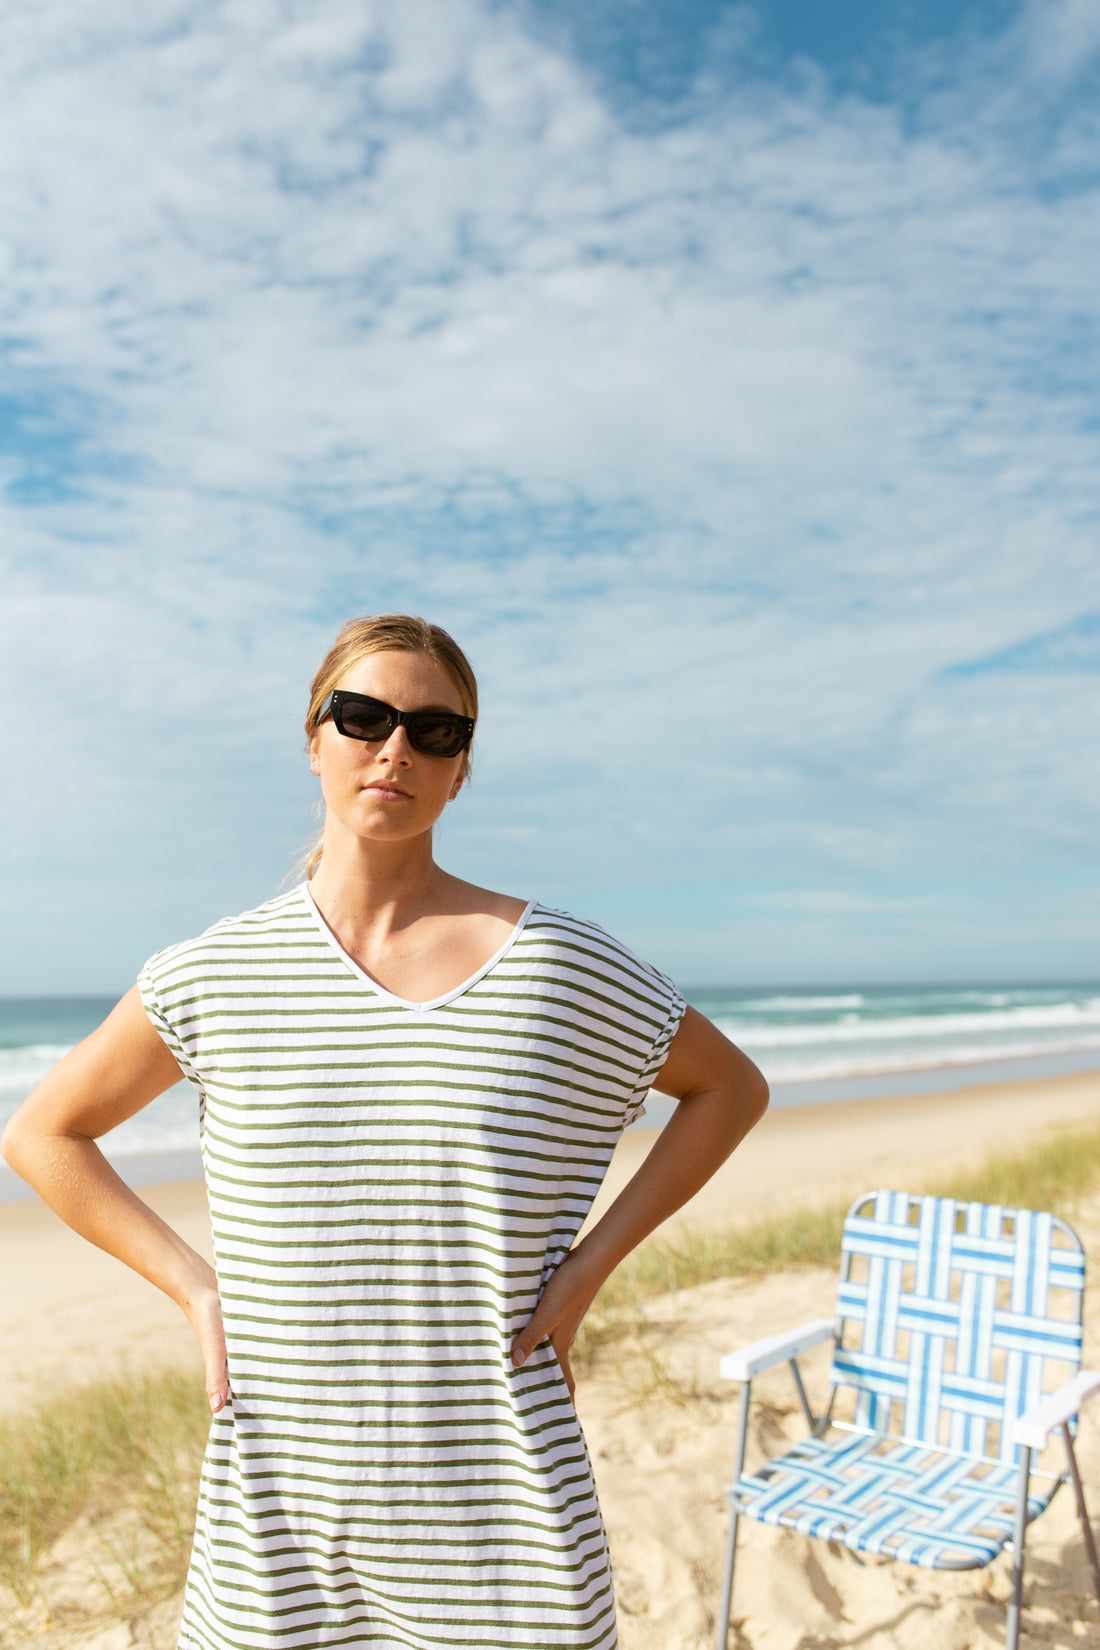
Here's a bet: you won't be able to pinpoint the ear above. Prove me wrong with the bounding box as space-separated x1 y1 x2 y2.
448 759 468 801
309 731 322 775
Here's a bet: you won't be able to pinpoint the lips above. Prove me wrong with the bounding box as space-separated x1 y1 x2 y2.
364 781 411 799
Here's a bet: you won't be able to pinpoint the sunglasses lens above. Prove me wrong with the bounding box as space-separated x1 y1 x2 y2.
407 714 468 758
330 693 469 756
336 697 394 741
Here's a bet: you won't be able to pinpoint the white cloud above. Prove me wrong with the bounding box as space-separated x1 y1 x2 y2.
0 0 1098 986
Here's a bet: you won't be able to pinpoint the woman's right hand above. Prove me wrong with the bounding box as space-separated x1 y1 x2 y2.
184 1270 230 1413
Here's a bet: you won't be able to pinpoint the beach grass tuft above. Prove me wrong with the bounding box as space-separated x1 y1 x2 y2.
934 1119 1100 1215
0 1365 209 1620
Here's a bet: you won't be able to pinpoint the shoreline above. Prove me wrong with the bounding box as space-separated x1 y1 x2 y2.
4 1047 1099 1205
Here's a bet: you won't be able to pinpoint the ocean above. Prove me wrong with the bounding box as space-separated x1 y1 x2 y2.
1 984 1099 1195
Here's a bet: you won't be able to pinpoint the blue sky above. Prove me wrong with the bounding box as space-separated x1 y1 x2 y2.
1 0 1098 992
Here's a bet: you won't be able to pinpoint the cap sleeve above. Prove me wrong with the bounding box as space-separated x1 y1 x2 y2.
622 980 687 1128
137 948 204 1090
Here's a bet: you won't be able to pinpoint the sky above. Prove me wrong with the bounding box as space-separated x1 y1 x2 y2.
1 0 1098 993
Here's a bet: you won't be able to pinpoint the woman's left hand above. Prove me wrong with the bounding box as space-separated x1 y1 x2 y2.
509 1248 603 1399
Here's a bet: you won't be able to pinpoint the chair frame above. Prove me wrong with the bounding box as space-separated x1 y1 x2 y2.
716 1191 1100 1650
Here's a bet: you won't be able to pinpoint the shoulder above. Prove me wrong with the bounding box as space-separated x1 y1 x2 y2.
520 902 683 1009
139 885 314 990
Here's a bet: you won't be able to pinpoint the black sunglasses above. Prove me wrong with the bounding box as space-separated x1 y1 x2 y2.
319 690 474 759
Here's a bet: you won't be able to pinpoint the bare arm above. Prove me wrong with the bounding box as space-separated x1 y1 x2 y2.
0 985 229 1412
510 1005 769 1393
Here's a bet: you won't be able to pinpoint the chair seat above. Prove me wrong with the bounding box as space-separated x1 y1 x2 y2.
732 1431 1055 1570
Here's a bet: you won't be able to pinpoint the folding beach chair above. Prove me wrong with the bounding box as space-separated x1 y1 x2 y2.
716 1190 1100 1650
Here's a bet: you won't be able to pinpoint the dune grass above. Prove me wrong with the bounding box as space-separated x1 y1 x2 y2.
935 1118 1100 1214
3 1116 1100 1627
0 1365 208 1622
575 1117 1100 1361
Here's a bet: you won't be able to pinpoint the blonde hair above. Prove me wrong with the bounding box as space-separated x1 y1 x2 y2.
301 615 479 880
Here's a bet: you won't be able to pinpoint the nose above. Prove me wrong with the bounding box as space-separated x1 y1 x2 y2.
376 722 414 764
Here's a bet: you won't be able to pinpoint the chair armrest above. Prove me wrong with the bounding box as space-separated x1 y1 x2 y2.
720 1317 835 1382
1012 1369 1100 1450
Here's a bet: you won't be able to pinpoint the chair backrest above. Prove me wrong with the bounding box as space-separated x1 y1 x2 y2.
830 1189 1085 1464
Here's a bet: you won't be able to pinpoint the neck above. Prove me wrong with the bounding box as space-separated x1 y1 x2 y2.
307 829 449 930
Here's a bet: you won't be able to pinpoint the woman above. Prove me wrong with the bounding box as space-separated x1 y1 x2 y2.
2 614 767 1650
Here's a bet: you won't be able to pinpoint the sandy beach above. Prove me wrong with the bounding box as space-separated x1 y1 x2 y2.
2 1066 1099 1648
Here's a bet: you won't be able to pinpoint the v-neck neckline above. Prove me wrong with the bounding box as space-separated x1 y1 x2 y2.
301 882 537 1012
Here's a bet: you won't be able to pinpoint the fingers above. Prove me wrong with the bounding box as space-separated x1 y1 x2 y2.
511 1271 569 1368
206 1368 230 1414
510 1288 576 1396
509 1314 577 1403
510 1303 550 1369
511 1251 596 1376
202 1332 230 1412
188 1280 230 1413
553 1338 576 1400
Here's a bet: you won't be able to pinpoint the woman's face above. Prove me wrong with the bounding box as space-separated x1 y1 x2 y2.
309 650 469 849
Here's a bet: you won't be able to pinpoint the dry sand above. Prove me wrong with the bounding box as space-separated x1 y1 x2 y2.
2 1067 1099 1648
588 1067 1100 1237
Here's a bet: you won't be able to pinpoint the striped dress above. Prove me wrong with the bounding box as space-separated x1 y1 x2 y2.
138 884 686 1650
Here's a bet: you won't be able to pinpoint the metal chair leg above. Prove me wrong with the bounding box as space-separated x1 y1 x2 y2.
1006 1445 1032 1650
1062 1421 1100 1607
788 1357 816 1430
717 1380 752 1650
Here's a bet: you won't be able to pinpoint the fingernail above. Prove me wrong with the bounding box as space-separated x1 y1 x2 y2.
511 1349 526 1367
209 1393 224 1412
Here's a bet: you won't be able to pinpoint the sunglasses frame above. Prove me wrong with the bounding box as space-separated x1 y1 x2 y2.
319 689 475 758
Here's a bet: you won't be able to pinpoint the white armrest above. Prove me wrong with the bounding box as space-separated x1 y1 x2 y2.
1012 1369 1100 1450
720 1317 835 1382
